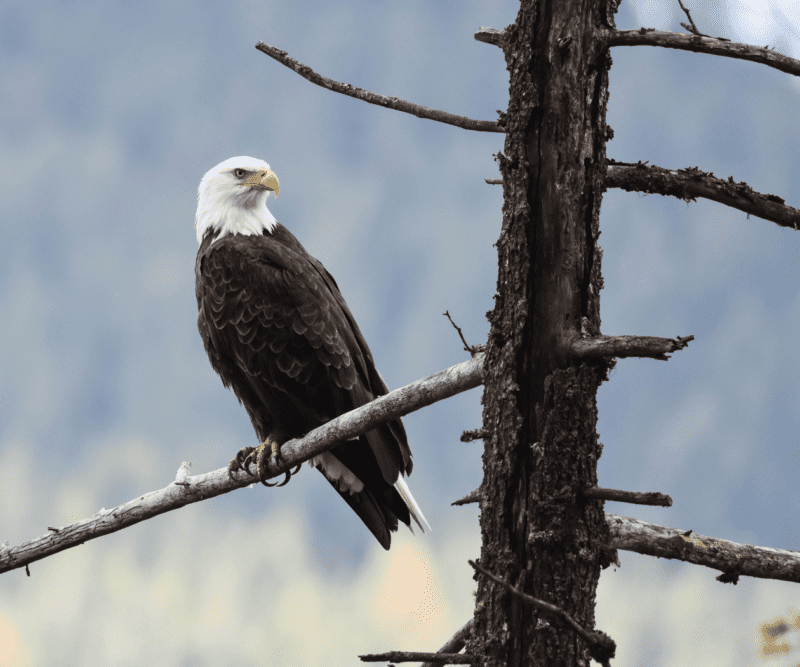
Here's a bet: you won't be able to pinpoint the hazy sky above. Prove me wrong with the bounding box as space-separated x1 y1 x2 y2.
1 1 800 665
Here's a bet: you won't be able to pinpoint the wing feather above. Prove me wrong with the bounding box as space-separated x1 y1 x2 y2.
195 225 419 548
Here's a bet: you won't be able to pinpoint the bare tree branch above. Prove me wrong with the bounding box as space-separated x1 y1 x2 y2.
607 162 800 231
255 41 504 133
608 514 800 584
583 487 672 507
604 28 800 76
457 501 800 583
460 428 486 442
676 0 701 36
572 334 694 361
460 483 675 509
474 27 505 47
420 619 474 667
492 163 800 230
444 310 484 356
452 487 483 507
676 0 730 40
360 651 473 664
0 354 485 576
469 560 616 667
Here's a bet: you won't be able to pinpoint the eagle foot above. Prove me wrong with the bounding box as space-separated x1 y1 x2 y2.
255 440 301 487
227 441 301 486
228 446 257 476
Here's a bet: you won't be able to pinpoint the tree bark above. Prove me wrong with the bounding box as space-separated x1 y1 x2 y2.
471 1 620 665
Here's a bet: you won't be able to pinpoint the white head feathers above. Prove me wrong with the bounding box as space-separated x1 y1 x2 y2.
195 156 280 244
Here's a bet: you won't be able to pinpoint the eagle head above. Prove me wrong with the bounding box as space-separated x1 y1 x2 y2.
195 156 280 244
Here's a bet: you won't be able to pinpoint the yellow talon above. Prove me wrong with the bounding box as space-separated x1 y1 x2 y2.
227 438 300 488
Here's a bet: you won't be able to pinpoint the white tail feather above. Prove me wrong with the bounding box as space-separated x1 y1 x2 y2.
394 475 431 532
309 451 365 495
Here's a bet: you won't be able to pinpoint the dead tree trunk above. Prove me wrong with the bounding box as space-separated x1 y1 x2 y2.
472 1 620 665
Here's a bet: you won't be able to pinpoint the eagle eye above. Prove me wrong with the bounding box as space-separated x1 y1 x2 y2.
233 168 247 178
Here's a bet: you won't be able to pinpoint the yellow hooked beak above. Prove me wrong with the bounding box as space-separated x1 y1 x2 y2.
241 168 280 198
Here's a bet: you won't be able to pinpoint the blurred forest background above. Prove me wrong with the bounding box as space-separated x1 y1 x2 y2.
1 1 800 664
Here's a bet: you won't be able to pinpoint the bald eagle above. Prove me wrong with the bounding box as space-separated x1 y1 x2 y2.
194 156 428 549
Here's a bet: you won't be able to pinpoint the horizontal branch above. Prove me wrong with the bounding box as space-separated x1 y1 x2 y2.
604 28 800 77
474 27 504 47
452 487 483 507
607 162 800 231
479 24 800 77
476 25 800 79
583 486 672 507
360 651 473 664
608 514 800 584
495 160 800 230
0 354 485 576
459 485 672 507
421 619 473 667
460 428 486 442
255 41 503 133
572 334 694 361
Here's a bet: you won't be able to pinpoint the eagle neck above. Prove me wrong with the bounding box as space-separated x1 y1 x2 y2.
195 197 277 244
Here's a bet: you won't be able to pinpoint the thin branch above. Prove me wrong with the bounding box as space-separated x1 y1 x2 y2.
608 514 800 584
676 0 729 40
572 334 694 361
676 0 700 35
474 27 505 47
359 651 473 664
460 428 486 442
469 560 616 667
255 41 503 133
0 354 485 576
607 162 800 231
484 178 502 185
444 311 484 356
420 619 474 667
603 28 800 76
452 487 483 507
583 486 672 507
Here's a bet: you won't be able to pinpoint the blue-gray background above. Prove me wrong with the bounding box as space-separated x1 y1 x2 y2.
1 1 799 665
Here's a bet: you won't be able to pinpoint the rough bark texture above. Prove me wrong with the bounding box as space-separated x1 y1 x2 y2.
471 1 619 665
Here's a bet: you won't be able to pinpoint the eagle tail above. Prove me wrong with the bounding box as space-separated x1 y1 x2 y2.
394 475 431 533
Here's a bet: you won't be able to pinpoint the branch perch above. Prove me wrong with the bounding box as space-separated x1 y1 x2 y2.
608 514 800 584
489 162 800 230
604 28 800 77
572 334 694 361
0 354 485 576
583 486 672 507
255 41 503 133
481 26 800 78
452 487 483 507
474 27 505 47
607 161 800 231
460 428 486 442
